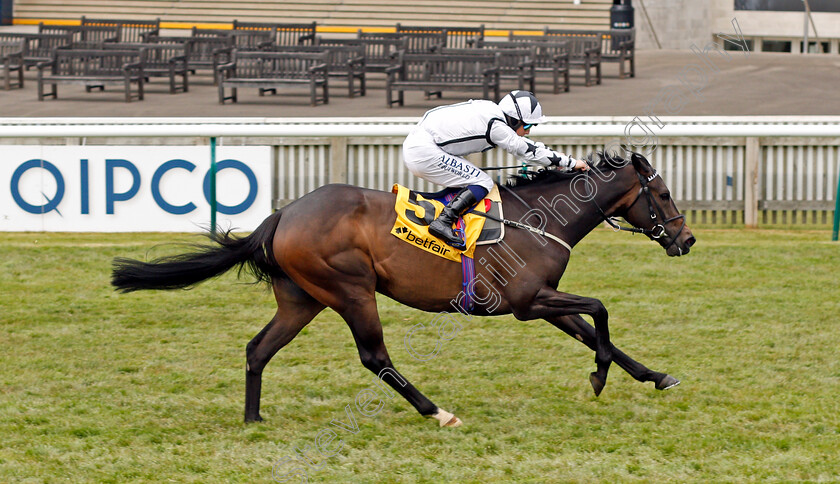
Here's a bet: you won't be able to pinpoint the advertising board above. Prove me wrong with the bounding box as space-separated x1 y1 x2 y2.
0 146 271 232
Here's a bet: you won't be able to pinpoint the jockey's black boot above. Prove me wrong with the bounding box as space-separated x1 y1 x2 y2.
429 187 479 250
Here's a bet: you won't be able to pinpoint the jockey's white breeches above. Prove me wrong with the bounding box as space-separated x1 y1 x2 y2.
402 128 495 192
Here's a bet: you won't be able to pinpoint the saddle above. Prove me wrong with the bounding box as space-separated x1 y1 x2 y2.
390 184 504 262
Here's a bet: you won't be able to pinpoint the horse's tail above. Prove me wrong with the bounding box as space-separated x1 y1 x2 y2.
111 211 284 293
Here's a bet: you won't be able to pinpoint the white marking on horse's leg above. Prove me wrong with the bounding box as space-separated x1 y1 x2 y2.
430 408 462 427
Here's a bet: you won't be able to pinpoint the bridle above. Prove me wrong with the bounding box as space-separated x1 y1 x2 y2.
471 162 686 254
588 167 687 250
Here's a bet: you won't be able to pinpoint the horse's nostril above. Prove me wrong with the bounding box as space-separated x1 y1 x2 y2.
685 236 696 248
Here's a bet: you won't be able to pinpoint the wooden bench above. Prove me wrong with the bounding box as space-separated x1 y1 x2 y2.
530 41 571 93
37 48 145 102
544 28 632 78
396 24 485 49
191 28 274 83
478 39 570 94
605 29 635 78
267 44 365 97
0 32 73 71
509 33 600 87
38 24 121 49
104 42 189 93
439 46 534 93
359 31 446 55
217 50 328 106
232 20 317 46
385 51 500 107
147 35 234 84
0 39 25 90
191 28 274 51
545 28 634 79
81 17 161 43
319 36 406 75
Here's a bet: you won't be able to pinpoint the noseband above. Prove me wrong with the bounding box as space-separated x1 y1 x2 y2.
588 169 686 250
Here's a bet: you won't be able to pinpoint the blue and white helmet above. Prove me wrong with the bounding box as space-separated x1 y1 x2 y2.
498 90 547 126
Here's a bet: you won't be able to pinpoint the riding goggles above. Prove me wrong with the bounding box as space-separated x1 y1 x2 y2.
523 123 537 130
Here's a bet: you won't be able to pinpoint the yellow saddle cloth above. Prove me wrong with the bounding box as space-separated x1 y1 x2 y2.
390 184 501 262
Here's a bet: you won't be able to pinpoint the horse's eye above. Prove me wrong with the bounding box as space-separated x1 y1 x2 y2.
660 193 671 201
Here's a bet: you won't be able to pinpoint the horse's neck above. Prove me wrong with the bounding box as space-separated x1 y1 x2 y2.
509 169 635 248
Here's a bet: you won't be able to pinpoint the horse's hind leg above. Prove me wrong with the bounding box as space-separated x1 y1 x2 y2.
547 314 680 391
339 298 461 427
244 277 325 423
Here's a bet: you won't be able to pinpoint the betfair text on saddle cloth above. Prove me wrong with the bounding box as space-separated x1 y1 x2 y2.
402 90 590 250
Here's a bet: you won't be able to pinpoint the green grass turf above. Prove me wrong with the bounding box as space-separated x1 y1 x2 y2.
1 229 839 483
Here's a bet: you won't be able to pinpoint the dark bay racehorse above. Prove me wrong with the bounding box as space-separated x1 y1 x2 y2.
112 152 695 427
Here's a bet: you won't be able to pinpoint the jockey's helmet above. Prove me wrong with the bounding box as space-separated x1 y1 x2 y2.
498 90 547 129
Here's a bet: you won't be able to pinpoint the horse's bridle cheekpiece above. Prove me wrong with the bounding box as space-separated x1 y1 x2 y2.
590 168 687 250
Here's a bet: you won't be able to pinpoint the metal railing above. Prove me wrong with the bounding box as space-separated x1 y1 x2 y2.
1 116 838 232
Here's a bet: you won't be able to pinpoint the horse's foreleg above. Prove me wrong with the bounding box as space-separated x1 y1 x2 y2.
518 287 612 396
340 299 461 428
547 314 680 390
245 278 325 423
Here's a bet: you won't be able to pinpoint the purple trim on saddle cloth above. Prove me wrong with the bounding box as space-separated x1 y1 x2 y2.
460 253 476 313
444 192 475 313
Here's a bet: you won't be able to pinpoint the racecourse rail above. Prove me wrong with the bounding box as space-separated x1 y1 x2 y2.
1 116 838 236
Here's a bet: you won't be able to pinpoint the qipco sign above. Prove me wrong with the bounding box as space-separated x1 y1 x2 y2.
0 146 272 232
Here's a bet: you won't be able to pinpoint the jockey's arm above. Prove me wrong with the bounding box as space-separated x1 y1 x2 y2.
489 122 587 171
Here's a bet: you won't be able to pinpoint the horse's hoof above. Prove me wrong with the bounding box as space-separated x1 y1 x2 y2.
431 408 462 428
244 414 264 423
443 416 462 427
589 372 605 397
656 375 681 390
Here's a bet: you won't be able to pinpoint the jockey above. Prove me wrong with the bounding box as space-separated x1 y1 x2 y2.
402 90 590 250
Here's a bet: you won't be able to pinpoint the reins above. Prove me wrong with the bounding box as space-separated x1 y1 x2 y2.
481 165 525 171
466 163 574 252
468 162 686 253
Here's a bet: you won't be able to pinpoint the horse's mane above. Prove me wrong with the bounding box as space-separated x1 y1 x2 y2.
505 151 629 189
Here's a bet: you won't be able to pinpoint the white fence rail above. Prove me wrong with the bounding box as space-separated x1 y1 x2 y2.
2 117 838 227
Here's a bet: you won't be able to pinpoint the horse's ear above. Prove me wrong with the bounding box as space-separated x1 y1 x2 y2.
631 152 653 174
601 150 628 169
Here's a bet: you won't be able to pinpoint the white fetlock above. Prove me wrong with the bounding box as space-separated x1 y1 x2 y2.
431 408 462 428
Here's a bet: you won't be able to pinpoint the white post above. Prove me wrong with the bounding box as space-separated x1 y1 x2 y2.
745 137 760 227
329 136 348 184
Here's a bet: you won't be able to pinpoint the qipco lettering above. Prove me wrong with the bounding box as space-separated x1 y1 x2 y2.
10 159 65 214
9 158 258 215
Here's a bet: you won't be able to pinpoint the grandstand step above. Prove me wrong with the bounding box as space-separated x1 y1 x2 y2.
14 0 612 31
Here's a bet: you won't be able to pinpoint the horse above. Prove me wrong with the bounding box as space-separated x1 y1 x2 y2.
111 151 695 427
